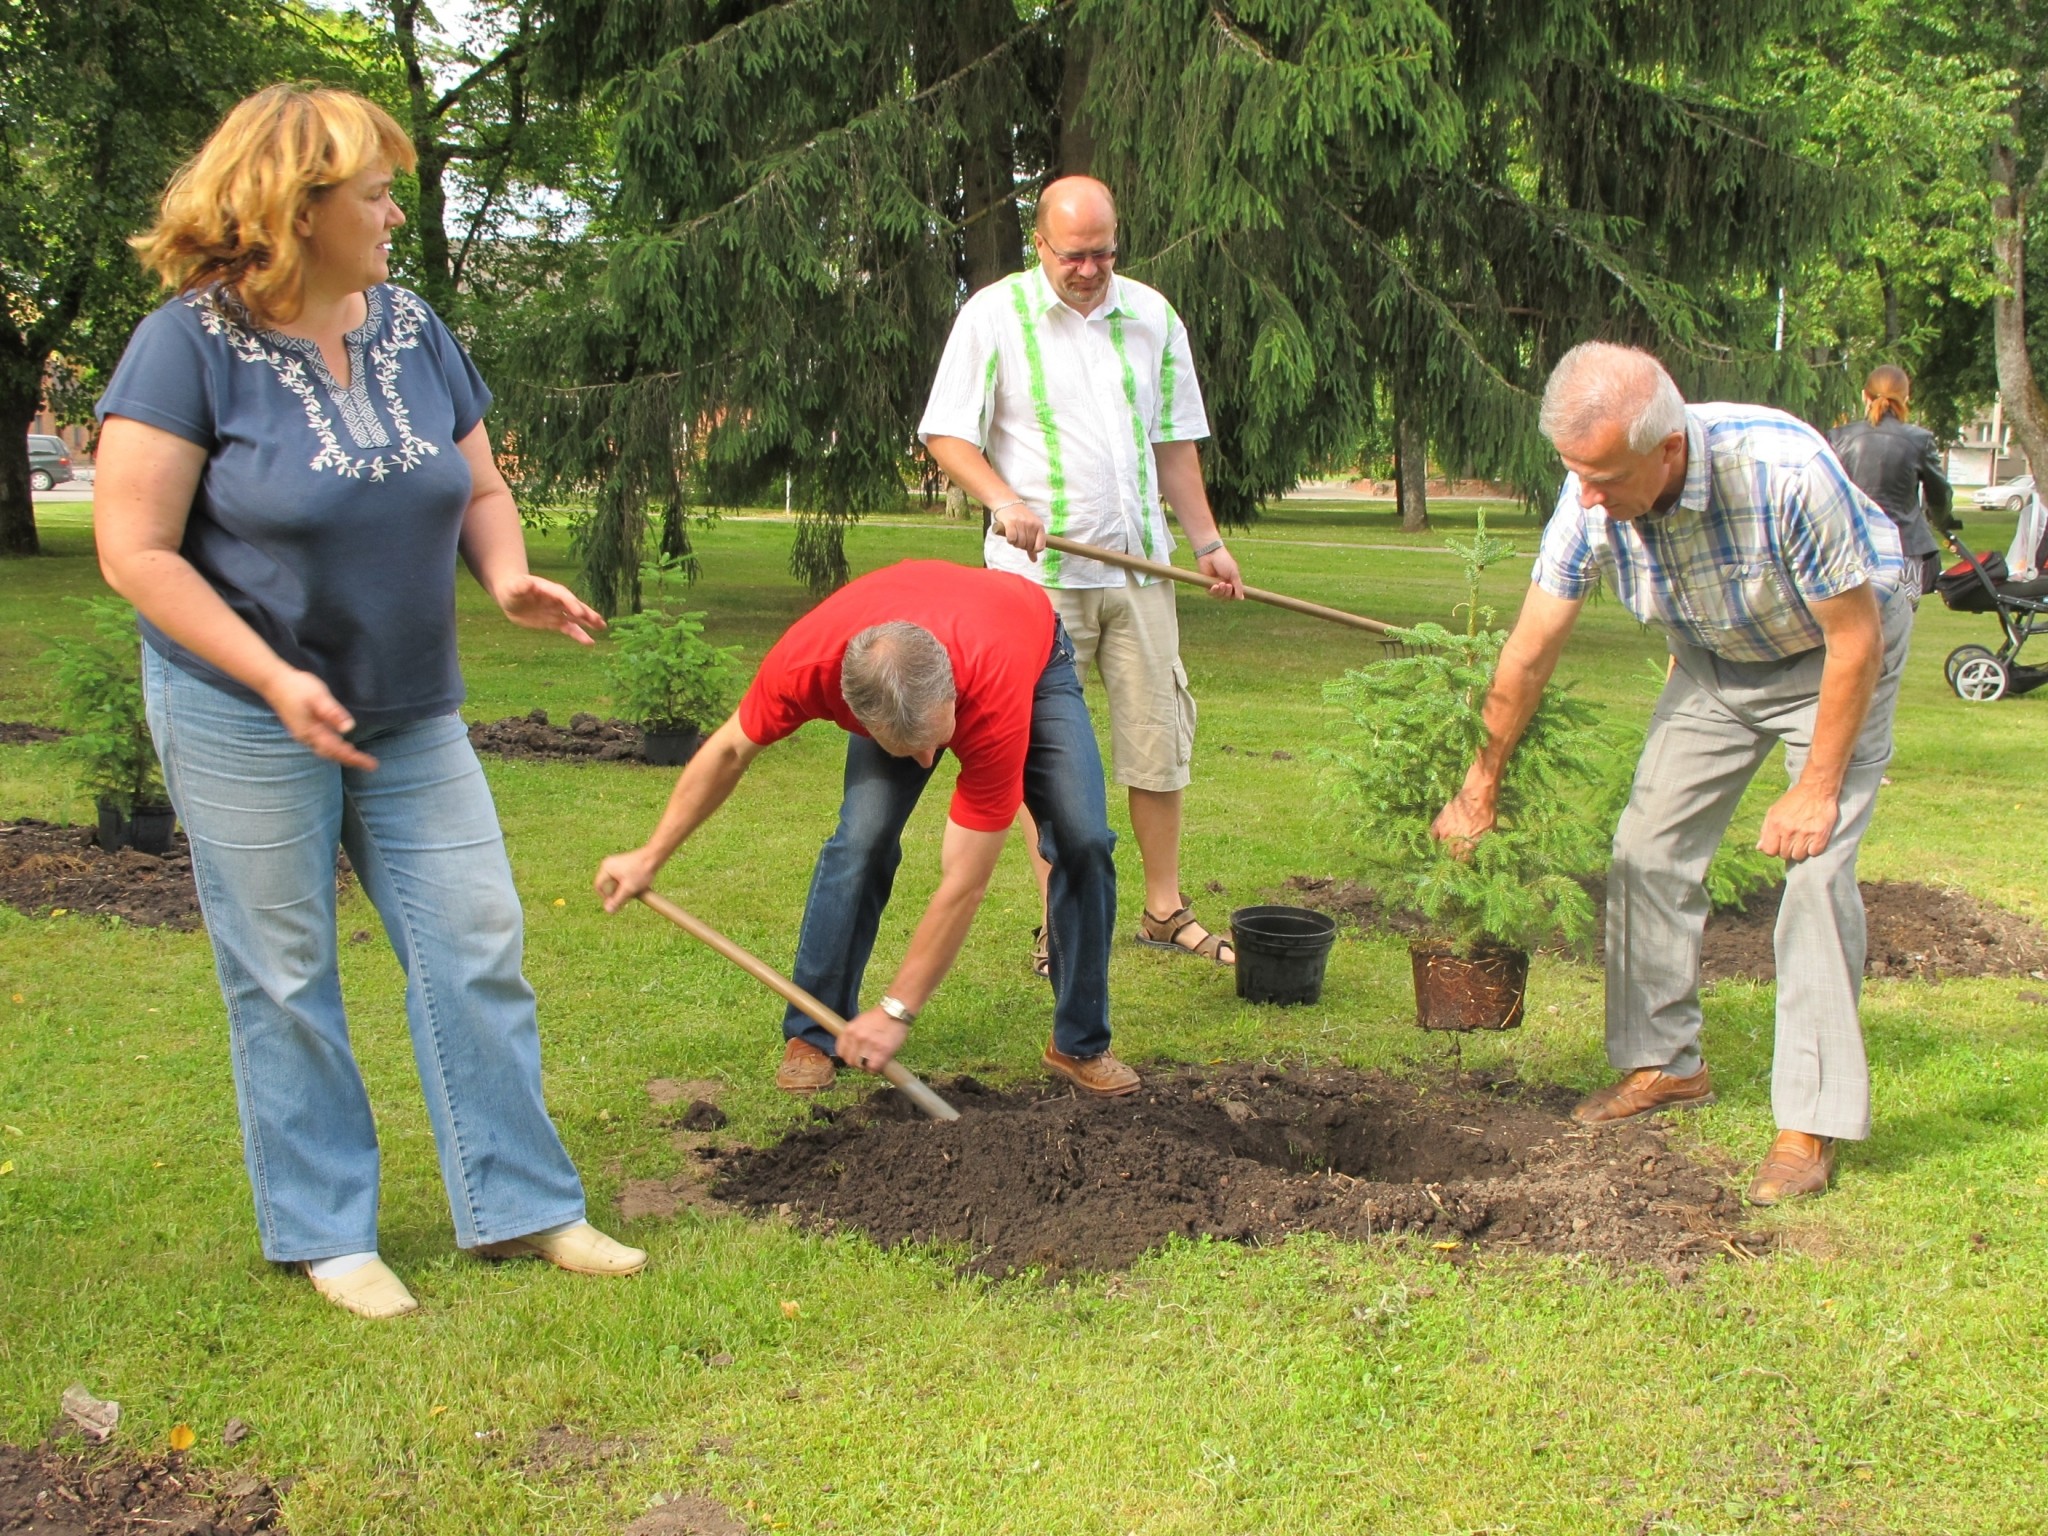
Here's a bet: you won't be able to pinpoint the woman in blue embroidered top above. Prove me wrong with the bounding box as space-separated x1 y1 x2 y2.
94 84 644 1318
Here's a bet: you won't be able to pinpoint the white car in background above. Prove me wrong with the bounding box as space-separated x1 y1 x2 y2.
1973 474 2035 512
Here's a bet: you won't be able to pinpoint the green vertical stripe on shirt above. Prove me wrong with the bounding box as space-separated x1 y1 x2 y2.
1108 314 1158 560
1010 277 1069 584
1157 304 1179 441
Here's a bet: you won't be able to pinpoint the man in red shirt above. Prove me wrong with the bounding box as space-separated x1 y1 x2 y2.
594 560 1138 1096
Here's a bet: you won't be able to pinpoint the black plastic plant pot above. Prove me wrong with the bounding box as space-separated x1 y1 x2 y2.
640 727 703 767
1231 905 1338 1005
95 796 129 852
129 802 177 856
1410 943 1528 1031
96 796 176 855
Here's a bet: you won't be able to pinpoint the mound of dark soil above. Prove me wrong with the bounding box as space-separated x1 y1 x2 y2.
0 722 65 745
1692 880 2048 984
468 709 645 762
0 821 354 931
1287 875 2048 983
0 820 204 930
0 1443 285 1534
714 1064 1761 1279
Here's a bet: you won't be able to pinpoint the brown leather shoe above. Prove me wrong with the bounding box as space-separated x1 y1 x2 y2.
774 1037 836 1093
1043 1041 1141 1097
1747 1131 1835 1206
1571 1065 1715 1126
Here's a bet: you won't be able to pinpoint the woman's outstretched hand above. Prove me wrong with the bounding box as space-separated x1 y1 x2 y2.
496 575 606 645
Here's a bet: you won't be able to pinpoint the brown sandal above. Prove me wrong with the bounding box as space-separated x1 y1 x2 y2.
1029 925 1051 981
1136 895 1236 965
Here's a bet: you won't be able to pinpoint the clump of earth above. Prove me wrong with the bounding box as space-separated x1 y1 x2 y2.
0 819 206 930
0 721 65 745
0 819 351 930
467 709 647 762
1287 874 2048 983
713 1064 1764 1279
0 1443 285 1534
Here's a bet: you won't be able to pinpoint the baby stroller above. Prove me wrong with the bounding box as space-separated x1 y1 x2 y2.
1933 523 2048 701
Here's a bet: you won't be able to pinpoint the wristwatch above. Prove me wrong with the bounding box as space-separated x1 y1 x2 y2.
878 994 918 1027
1192 537 1226 558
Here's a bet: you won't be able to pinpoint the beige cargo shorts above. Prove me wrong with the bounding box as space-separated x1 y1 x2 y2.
1047 577 1196 792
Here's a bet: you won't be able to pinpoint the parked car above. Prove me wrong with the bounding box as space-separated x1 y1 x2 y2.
1973 474 2035 513
27 433 73 492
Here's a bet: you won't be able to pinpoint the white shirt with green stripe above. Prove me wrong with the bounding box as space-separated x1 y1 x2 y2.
919 266 1211 589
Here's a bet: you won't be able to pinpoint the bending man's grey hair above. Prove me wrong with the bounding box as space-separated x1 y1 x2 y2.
1538 341 1688 453
841 622 956 745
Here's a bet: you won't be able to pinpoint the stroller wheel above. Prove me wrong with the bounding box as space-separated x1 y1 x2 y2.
1946 644 1996 685
1953 654 2010 702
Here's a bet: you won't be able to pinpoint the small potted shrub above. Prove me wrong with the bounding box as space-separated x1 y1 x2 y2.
1321 513 1616 1029
602 608 741 766
45 596 175 855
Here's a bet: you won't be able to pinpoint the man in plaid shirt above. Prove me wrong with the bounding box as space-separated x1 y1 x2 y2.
1434 342 1910 1206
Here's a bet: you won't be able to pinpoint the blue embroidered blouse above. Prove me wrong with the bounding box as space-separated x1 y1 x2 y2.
97 284 492 729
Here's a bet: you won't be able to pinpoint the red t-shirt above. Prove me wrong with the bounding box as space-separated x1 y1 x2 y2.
738 561 1057 832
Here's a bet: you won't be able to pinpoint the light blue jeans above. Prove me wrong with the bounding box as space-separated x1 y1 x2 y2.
144 648 586 1262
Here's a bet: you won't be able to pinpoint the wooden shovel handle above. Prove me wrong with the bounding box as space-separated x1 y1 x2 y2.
635 890 960 1122
1026 531 1398 636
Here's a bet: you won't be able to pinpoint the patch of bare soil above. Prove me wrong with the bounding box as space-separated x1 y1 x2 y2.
0 1444 284 1535
0 821 354 931
0 722 65 745
0 820 204 930
468 710 646 762
1286 875 2048 983
622 1494 748 1536
618 1080 734 1223
713 1064 1762 1280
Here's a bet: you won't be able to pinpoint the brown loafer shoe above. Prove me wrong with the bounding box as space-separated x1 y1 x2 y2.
1043 1041 1141 1097
1747 1131 1835 1206
775 1037 836 1093
1571 1065 1715 1126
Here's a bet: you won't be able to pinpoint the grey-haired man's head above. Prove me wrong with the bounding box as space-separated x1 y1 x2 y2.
1538 341 1690 521
841 622 957 765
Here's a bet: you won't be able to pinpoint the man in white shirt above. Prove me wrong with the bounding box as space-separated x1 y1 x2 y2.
920 176 1246 972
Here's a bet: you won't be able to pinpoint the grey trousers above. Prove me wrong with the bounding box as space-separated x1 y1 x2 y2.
1604 590 1913 1141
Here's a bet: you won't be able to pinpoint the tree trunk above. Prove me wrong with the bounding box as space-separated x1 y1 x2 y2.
0 333 44 557
1055 19 1100 177
1873 257 1900 347
392 0 457 313
961 120 1022 290
918 0 1022 293
1991 141 2048 479
1394 403 1430 532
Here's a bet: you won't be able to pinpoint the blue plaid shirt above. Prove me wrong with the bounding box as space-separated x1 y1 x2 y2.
1532 405 1904 663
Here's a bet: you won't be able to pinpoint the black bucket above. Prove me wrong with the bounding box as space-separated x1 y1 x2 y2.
1231 905 1338 1005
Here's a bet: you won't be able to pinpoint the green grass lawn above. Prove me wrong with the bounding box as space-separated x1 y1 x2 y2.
2 497 2044 1534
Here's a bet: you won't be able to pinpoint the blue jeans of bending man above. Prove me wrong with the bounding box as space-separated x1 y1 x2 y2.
783 623 1117 1059
144 648 587 1263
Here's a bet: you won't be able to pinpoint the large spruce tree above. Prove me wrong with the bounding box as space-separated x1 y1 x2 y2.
524 0 1869 610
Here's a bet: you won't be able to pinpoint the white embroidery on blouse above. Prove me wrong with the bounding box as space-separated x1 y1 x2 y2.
190 287 443 480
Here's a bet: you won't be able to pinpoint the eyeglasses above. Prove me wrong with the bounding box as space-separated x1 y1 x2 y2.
1036 234 1118 269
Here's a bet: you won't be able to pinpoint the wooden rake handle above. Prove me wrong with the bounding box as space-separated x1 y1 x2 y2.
635 890 960 1123
1028 531 1398 636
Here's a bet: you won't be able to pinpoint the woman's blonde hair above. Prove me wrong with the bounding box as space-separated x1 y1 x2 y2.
132 84 414 327
1863 363 1911 426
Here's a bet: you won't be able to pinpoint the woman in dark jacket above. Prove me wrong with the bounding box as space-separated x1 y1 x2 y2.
1828 364 1951 598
